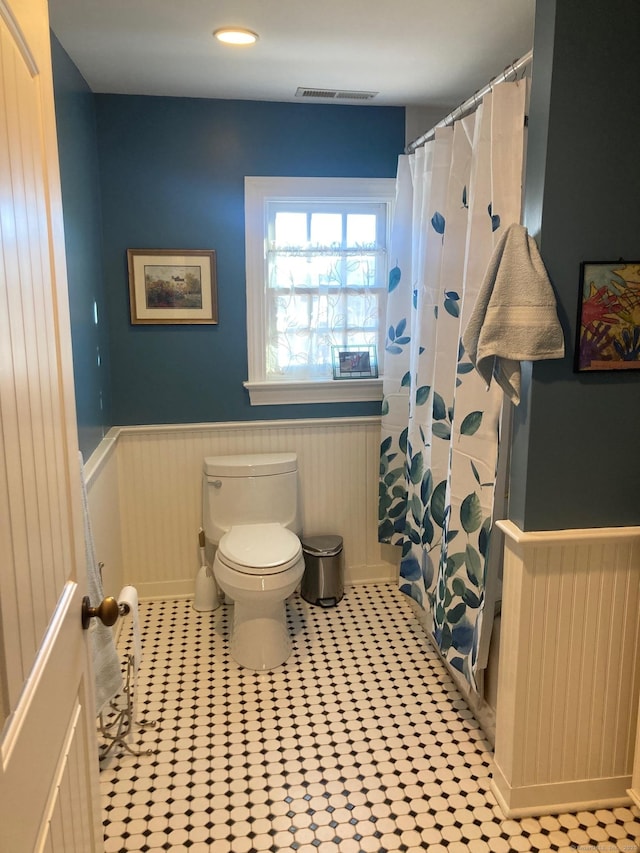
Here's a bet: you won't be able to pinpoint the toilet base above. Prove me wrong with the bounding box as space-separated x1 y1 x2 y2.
230 600 292 671
213 550 304 671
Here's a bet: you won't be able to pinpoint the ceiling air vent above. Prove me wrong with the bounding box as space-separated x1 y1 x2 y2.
295 87 378 101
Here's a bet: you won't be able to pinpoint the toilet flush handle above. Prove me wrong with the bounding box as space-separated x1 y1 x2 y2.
211 480 222 488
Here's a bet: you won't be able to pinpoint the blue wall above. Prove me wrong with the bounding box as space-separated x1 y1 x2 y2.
51 35 111 459
510 0 640 530
94 95 405 425
53 7 640 530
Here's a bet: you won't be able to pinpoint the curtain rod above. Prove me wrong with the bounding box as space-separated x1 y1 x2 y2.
405 49 533 153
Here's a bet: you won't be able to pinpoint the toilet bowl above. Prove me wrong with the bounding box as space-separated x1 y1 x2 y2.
202 452 304 670
213 523 305 670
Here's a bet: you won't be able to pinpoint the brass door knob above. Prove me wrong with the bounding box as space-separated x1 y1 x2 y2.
81 595 119 629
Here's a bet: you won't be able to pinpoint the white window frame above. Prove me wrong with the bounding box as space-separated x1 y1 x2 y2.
244 176 395 406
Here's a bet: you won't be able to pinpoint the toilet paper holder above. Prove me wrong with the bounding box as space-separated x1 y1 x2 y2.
98 654 156 764
98 586 156 765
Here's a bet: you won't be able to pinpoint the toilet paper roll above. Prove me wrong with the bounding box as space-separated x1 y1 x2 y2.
118 585 142 674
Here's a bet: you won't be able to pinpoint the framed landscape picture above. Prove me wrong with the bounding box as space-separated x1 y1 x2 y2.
127 249 218 324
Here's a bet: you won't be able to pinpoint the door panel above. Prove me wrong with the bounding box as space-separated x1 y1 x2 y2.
2 584 98 851
0 0 103 849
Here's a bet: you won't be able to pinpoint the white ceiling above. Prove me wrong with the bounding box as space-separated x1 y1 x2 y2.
48 0 535 113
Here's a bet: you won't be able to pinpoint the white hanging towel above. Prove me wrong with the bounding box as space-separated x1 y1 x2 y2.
80 453 123 714
462 223 564 404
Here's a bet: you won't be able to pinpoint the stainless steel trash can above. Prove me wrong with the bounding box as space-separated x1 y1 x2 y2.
300 534 344 607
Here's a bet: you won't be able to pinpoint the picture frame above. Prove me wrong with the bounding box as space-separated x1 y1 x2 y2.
332 345 378 379
127 249 218 324
575 261 640 371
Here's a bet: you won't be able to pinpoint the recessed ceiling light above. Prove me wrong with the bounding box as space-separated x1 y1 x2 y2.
214 27 259 46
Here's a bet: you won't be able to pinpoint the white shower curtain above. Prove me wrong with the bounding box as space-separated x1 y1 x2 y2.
379 82 527 690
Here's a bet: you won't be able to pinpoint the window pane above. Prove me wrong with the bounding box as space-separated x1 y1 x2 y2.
345 256 377 288
268 253 343 288
269 255 311 288
274 212 307 247
347 214 376 247
344 292 379 332
310 213 341 246
266 288 380 379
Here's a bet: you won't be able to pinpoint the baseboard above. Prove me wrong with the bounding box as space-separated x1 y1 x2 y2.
134 579 195 601
346 563 397 585
628 787 640 809
491 760 633 817
130 574 396 604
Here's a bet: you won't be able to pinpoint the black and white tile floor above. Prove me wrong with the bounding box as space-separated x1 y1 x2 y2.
100 584 640 852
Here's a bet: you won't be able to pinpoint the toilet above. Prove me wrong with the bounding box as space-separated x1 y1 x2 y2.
202 452 305 671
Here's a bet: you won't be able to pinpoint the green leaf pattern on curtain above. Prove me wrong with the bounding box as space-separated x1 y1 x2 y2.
378 83 527 690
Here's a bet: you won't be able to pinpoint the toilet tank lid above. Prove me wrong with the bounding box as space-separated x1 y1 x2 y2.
203 452 297 477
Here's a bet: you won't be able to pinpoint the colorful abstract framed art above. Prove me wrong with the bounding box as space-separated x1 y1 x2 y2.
575 260 640 371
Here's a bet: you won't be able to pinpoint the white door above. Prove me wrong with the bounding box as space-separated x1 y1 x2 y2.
0 0 103 850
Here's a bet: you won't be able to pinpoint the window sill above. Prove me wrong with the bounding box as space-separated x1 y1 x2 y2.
243 378 383 406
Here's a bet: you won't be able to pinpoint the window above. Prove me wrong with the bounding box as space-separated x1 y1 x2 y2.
244 177 395 405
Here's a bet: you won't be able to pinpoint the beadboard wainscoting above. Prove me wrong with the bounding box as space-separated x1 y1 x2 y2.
84 434 124 599
493 520 640 818
85 417 399 600
632 701 640 808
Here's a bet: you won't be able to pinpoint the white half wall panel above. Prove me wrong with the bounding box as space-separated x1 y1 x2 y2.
493 520 640 817
85 418 398 599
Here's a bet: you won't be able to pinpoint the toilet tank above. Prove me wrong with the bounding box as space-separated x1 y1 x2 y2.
202 452 302 544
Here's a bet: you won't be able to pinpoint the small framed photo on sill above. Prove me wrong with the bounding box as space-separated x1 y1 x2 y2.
332 345 378 380
127 248 218 324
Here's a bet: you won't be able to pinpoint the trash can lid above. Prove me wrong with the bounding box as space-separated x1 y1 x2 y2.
301 534 343 556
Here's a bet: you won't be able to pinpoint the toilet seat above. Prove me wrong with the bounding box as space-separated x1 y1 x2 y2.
218 523 302 575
